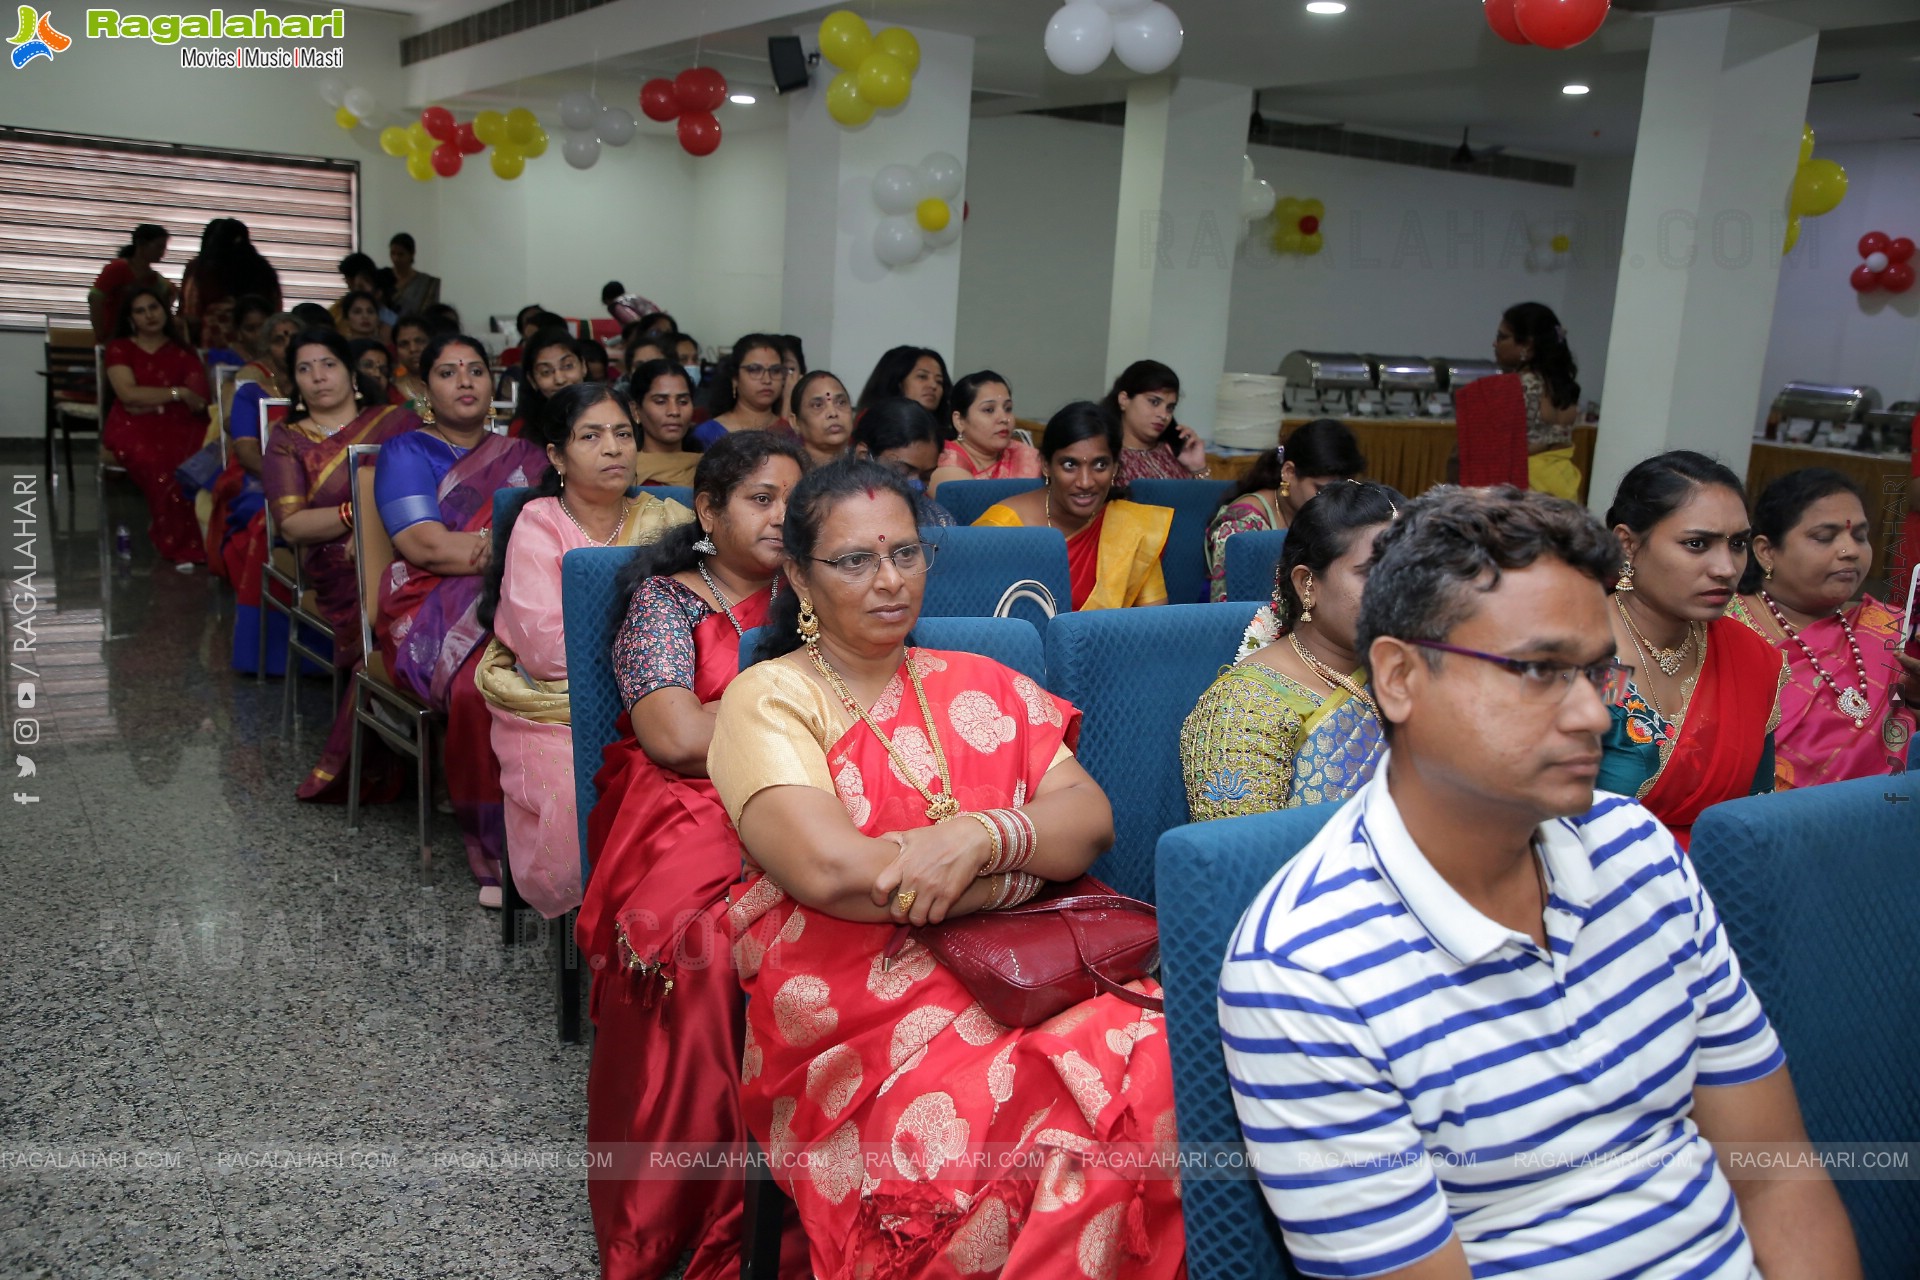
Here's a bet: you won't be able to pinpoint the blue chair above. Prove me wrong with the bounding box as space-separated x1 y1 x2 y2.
1127 478 1233 606
1691 773 1920 1277
920 526 1070 628
738 616 1046 684
1156 809 1336 1280
934 477 1042 527
1223 529 1288 603
1044 602 1261 900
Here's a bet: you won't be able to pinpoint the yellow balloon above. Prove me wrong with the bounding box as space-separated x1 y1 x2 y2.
379 126 409 156
473 109 506 146
1783 216 1802 255
1275 197 1305 224
856 52 911 109
520 127 548 159
1799 123 1814 164
819 10 874 71
406 150 435 182
1275 229 1306 255
1302 232 1325 255
1550 234 1571 254
406 121 433 152
1792 157 1847 217
916 198 951 233
491 148 525 180
874 27 920 75
825 72 874 127
505 107 539 147
1302 197 1326 220
335 105 359 129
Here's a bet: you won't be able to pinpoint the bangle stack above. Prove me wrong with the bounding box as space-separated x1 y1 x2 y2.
337 500 354 531
966 807 1036 876
986 872 1044 911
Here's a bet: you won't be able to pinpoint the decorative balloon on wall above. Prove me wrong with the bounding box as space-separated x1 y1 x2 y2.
1849 232 1916 295
1525 223 1573 272
819 11 921 128
554 90 640 171
1238 156 1275 245
1483 0 1610 49
638 68 728 157
1044 0 1184 77
1270 197 1326 256
320 79 380 131
1784 123 1847 254
871 152 966 270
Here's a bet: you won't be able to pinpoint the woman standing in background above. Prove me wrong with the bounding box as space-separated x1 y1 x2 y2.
1493 301 1583 501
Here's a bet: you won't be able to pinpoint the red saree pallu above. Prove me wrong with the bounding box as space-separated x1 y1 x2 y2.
102 338 210 564
1642 617 1785 849
725 650 1187 1280
578 590 807 1280
1065 509 1105 611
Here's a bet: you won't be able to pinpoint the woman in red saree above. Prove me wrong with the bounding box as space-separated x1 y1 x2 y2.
373 333 545 906
1597 452 1784 847
263 330 417 802
102 285 211 567
710 459 1187 1280
578 430 807 1280
928 371 1039 496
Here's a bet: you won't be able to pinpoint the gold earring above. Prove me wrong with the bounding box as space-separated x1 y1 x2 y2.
418 402 436 426
1763 565 1773 581
1280 479 1290 498
797 599 820 647
1614 560 1634 593
1300 595 1314 623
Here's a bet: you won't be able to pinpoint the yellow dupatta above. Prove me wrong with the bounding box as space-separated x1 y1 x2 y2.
1087 498 1172 610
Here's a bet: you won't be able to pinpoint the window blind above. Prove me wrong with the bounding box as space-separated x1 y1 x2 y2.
0 127 358 331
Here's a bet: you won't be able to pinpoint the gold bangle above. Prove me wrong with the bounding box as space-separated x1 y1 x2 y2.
963 811 1002 876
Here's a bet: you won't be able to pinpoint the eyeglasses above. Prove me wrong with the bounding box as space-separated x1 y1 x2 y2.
812 540 937 583
738 363 783 380
1407 639 1632 706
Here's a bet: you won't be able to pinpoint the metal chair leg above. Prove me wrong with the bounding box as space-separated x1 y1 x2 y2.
555 908 582 1044
282 626 300 729
415 712 433 869
346 680 366 832
739 1150 787 1279
500 850 526 946
257 597 269 684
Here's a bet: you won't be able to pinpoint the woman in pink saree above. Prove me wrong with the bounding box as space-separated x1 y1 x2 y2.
709 458 1187 1280
1730 468 1920 787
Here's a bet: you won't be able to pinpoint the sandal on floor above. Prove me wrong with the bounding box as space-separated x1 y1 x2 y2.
477 884 503 910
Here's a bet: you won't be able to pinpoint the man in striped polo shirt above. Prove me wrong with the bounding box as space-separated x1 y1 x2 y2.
1218 487 1857 1279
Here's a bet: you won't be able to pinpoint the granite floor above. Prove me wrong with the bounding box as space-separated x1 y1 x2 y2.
0 445 599 1278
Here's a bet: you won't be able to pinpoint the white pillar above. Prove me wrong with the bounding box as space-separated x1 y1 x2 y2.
1104 77 1252 441
1590 8 1817 508
780 26 974 385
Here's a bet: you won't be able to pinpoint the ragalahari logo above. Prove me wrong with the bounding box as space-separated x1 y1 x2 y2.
9 5 70 66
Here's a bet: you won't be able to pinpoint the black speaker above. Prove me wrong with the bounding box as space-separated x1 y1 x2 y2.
768 35 810 94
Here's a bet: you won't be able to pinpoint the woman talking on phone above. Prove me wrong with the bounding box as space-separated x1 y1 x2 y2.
1103 360 1210 485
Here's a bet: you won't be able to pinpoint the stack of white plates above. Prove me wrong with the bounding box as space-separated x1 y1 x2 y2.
1213 373 1286 450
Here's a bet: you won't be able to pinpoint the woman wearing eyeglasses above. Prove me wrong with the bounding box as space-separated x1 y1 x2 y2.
973 401 1173 610
1600 452 1784 848
689 333 793 450
1183 482 1401 820
707 456 1187 1280
578 430 805 1280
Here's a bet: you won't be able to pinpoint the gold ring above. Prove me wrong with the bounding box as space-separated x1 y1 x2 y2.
894 888 917 914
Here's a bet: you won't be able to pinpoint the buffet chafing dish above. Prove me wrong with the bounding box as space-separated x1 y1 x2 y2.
1278 351 1373 416
1859 400 1916 456
1368 354 1442 416
1767 381 1883 448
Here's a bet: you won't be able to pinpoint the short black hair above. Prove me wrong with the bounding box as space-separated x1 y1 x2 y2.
389 232 416 253
601 280 625 303
338 252 377 281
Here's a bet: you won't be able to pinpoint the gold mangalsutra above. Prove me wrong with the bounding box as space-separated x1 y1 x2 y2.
809 646 959 822
1288 632 1379 719
1615 596 1693 677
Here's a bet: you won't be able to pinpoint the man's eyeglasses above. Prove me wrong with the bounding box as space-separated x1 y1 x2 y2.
1407 639 1632 706
812 541 937 583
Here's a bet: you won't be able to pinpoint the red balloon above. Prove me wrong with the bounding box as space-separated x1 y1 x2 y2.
1884 262 1916 294
675 66 728 114
1484 0 1530 44
677 110 721 157
639 78 681 123
454 122 484 155
430 142 462 178
421 105 457 142
1299 214 1321 236
963 201 970 222
1859 231 1891 259
1888 237 1917 264
1850 264 1881 293
1513 0 1610 49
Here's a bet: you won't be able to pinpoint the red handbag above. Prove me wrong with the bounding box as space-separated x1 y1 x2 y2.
883 875 1164 1028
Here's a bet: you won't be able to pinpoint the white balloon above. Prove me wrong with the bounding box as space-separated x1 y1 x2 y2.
1111 1 1183 74
874 215 926 267
1528 223 1554 247
925 216 962 249
1094 0 1152 12
1866 251 1890 273
342 87 376 120
872 164 926 215
1045 2 1114 76
563 133 602 170
1244 179 1276 221
919 151 965 201
1242 155 1255 187
1526 245 1554 272
319 76 347 108
559 91 600 133
597 105 636 146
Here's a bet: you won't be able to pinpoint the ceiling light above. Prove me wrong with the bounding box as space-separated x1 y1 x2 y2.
1562 83 1591 95
1305 2 1347 12
729 92 757 105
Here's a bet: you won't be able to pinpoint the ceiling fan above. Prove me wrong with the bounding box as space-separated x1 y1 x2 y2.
1451 127 1508 165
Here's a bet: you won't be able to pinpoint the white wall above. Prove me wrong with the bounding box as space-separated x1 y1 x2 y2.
1758 139 1920 425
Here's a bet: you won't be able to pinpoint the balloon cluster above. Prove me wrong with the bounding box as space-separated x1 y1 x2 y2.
556 91 638 171
1270 197 1326 256
872 152 966 269
1484 0 1610 50
1784 124 1846 254
1045 0 1184 76
819 12 920 128
1238 157 1275 245
321 78 381 129
1850 232 1916 296
639 68 727 157
380 108 549 181
1525 224 1573 273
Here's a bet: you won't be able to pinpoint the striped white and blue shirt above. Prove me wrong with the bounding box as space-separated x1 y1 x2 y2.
1218 759 1784 1279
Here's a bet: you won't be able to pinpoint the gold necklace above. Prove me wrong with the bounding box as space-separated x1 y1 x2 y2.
808 646 959 822
1621 622 1704 725
1287 632 1379 718
1614 596 1694 677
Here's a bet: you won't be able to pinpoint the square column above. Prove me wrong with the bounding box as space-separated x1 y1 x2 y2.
1105 77 1252 440
780 26 974 381
1590 8 1817 507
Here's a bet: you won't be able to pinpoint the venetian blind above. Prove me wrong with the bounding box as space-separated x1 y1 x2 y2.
0 128 358 330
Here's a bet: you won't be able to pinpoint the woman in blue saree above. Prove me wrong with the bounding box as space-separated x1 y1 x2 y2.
1181 481 1402 818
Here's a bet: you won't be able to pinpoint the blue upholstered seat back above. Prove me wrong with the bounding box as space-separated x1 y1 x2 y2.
918 525 1070 629
1691 773 1920 1275
560 545 648 889
1222 529 1289 604
934 477 1042 527
1127 478 1234 606
1044 603 1261 900
1156 808 1335 1280
738 616 1045 685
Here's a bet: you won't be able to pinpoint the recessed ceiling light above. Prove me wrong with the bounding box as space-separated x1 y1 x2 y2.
1305 2 1347 12
729 92 757 105
1562 83 1591 95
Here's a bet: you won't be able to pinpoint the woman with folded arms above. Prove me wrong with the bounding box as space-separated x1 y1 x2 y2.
1183 481 1400 819
1203 418 1365 601
928 369 1040 496
627 358 702 487
789 370 854 469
